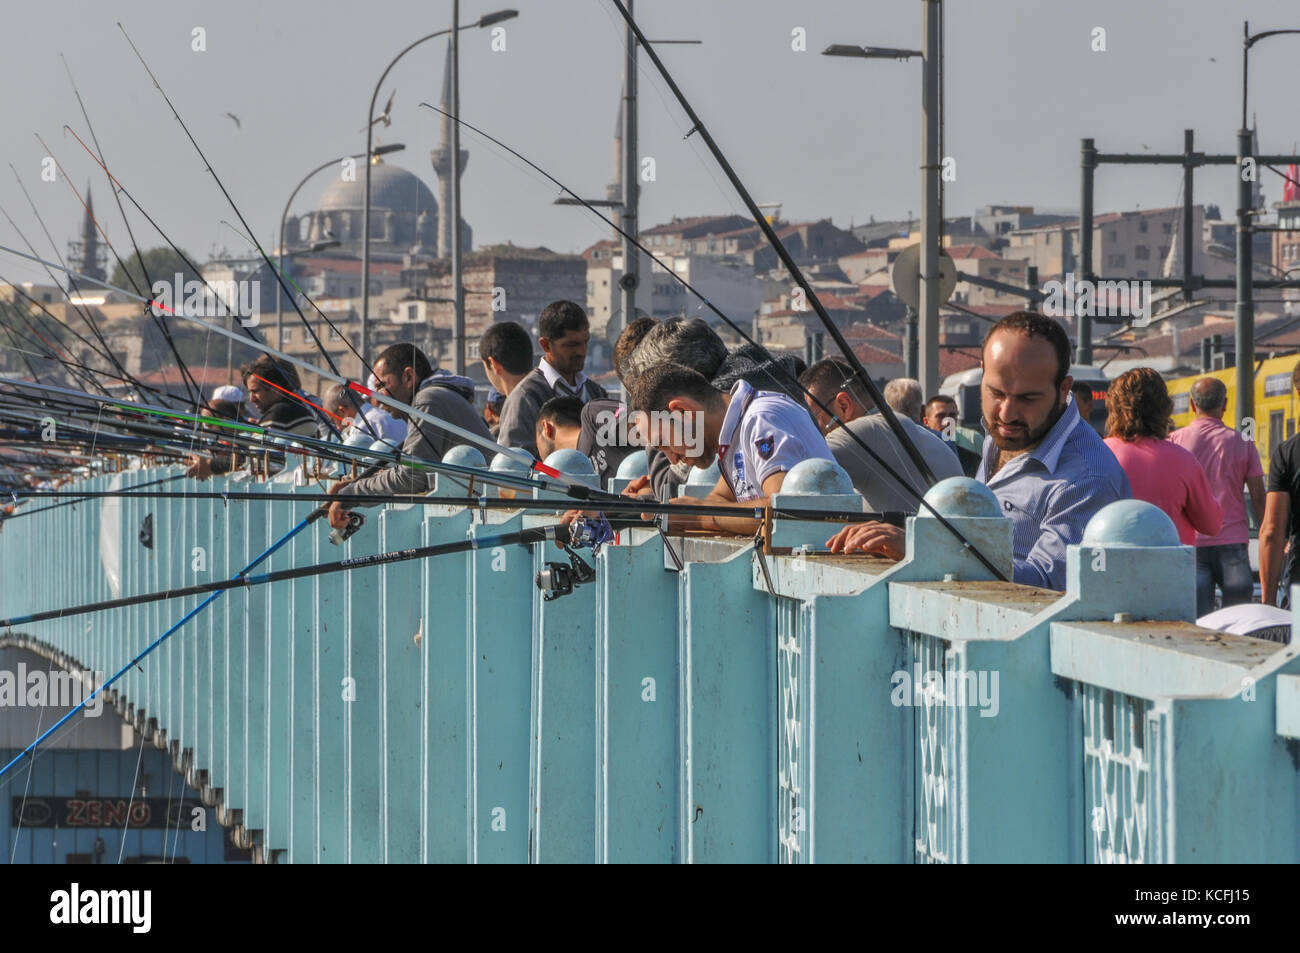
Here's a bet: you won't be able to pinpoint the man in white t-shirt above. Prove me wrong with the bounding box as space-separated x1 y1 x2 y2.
627 362 834 535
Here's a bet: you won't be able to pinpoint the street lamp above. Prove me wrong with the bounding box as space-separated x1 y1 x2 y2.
823 26 939 390
1235 20 1300 430
277 144 405 343
823 44 922 59
360 9 519 366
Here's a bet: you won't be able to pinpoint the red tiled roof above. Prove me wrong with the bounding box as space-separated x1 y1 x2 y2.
854 342 904 365
939 349 982 376
947 244 1000 260
845 321 901 341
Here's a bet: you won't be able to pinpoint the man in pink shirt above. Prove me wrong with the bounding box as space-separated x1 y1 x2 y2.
1169 377 1264 615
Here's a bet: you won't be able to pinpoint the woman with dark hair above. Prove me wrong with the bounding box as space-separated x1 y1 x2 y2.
1103 367 1222 545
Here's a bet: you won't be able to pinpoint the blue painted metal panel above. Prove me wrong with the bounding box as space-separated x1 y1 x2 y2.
3 470 1299 863
595 533 679 863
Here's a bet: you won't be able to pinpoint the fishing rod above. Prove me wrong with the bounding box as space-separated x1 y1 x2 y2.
36 128 203 406
0 258 116 398
5 485 904 526
60 51 208 408
0 521 584 634
608 0 936 489
0 472 187 520
0 332 193 409
4 168 141 399
0 377 587 499
0 499 338 781
0 265 159 403
418 103 1008 583
108 25 380 439
0 375 491 481
0 252 626 503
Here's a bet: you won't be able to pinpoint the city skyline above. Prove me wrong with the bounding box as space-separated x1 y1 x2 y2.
0 0 1296 288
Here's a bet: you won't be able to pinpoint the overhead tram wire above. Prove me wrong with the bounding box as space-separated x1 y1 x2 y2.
416 103 1007 583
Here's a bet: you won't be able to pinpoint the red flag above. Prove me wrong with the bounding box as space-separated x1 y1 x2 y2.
1286 160 1300 203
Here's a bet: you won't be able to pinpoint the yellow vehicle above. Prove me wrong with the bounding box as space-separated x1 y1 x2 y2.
1166 353 1300 476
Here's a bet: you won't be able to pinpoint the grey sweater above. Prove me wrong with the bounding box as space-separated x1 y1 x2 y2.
336 372 491 502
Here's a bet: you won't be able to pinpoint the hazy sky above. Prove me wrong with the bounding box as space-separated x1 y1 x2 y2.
0 0 1297 288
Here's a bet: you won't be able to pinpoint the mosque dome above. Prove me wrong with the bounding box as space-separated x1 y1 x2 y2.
317 161 438 216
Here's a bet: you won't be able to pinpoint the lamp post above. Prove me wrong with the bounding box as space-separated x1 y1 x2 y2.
360 9 518 365
278 145 405 345
1236 20 1300 430
823 20 941 395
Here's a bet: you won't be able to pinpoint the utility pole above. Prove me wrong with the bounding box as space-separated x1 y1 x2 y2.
918 0 941 396
619 0 638 331
1236 21 1255 431
1077 138 1095 365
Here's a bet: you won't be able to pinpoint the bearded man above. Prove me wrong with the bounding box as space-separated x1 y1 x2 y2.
826 311 1131 590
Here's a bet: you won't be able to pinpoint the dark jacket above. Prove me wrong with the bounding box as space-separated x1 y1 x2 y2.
577 398 638 486
336 371 491 502
498 366 608 458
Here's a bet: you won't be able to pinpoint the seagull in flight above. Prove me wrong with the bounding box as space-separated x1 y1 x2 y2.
361 90 396 132
225 112 241 129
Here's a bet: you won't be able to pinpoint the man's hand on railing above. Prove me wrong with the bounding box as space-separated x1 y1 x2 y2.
826 521 905 560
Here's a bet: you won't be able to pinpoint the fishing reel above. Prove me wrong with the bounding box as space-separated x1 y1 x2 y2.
329 511 365 545
536 545 596 602
566 514 615 552
535 515 610 601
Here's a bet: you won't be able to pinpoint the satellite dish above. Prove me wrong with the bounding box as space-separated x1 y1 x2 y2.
891 243 957 310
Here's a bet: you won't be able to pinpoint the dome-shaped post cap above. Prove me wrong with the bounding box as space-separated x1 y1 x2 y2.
782 458 855 496
615 450 649 480
919 477 1002 518
1082 499 1180 548
442 445 486 469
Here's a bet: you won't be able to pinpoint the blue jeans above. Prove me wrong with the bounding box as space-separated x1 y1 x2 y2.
1195 543 1254 618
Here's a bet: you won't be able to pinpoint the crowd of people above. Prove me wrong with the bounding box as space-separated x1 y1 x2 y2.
179 300 1300 611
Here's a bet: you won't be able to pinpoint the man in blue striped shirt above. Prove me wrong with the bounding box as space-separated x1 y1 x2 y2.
827 312 1130 590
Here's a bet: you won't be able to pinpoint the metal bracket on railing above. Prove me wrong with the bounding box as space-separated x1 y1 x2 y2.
754 526 775 595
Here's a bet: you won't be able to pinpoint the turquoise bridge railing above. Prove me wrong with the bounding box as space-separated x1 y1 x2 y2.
1 457 1298 864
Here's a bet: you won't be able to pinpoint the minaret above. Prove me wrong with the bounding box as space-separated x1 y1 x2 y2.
67 181 106 286
430 45 469 259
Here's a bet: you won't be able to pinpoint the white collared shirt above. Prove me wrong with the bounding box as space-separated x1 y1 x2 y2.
716 379 835 501
538 357 589 399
